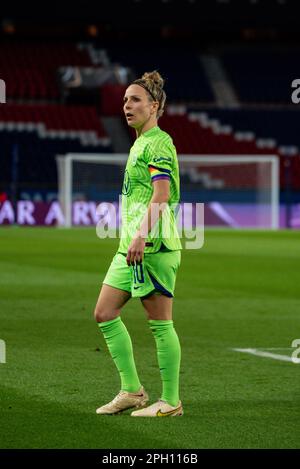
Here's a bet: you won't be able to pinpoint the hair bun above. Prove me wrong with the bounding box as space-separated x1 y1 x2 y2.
142 70 164 89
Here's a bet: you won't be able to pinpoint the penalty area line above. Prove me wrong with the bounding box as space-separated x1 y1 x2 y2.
231 348 300 364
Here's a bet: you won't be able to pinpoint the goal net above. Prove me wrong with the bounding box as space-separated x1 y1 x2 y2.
56 153 279 229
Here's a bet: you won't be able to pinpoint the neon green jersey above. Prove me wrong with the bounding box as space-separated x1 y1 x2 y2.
119 125 182 254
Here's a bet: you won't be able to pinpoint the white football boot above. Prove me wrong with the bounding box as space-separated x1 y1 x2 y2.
131 399 183 417
96 386 149 415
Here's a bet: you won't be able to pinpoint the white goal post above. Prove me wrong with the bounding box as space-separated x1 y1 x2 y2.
56 153 279 229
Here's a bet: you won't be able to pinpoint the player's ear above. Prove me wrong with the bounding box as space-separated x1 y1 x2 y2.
151 101 159 115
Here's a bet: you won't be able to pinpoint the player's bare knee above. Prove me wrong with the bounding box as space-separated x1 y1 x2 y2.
94 305 119 323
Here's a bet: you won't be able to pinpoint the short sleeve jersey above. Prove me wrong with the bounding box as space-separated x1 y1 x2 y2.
119 126 182 254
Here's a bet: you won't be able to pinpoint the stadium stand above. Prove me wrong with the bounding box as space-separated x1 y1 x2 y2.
194 108 300 149
220 50 300 104
159 109 300 190
0 104 112 192
1 39 300 200
0 42 93 99
0 104 109 138
107 46 215 103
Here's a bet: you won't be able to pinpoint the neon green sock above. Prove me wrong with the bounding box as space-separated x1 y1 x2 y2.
98 317 141 393
149 319 181 407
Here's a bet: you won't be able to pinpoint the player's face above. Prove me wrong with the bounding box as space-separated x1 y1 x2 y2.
123 84 158 129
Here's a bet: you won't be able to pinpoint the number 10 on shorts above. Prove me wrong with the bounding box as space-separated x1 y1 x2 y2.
133 263 145 285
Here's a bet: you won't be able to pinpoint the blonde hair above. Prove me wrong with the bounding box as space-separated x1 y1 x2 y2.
132 70 166 118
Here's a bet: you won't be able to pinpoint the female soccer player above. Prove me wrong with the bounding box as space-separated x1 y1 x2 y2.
94 71 183 417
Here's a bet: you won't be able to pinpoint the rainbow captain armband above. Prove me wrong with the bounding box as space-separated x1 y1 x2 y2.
148 165 171 182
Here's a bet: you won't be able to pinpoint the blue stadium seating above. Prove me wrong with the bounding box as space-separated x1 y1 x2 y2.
220 51 300 104
107 46 215 103
194 108 300 148
0 130 112 193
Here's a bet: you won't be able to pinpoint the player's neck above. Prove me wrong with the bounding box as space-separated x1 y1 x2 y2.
135 119 158 138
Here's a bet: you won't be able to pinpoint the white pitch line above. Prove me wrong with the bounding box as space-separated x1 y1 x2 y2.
232 348 300 364
260 347 293 351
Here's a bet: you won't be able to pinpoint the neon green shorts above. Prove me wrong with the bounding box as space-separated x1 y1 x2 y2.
103 249 181 298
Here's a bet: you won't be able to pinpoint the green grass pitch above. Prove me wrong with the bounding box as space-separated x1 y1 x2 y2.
0 227 300 449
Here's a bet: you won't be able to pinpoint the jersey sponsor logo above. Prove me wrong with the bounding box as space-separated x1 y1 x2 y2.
152 156 172 163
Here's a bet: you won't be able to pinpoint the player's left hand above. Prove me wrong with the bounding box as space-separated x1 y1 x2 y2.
126 233 145 266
